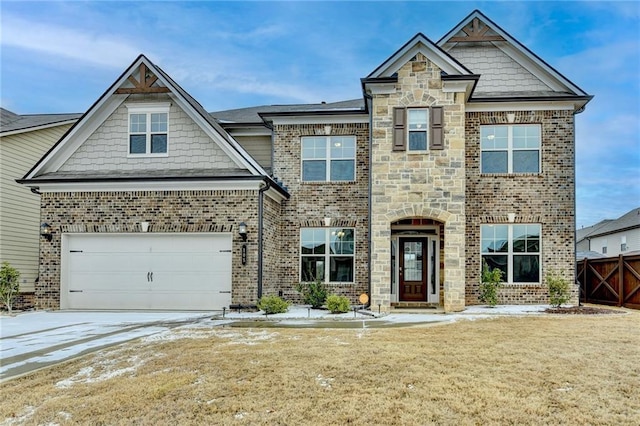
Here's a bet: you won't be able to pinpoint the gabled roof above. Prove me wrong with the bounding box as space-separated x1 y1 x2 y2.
438 10 592 107
577 207 640 242
367 32 474 79
0 108 80 136
22 54 274 184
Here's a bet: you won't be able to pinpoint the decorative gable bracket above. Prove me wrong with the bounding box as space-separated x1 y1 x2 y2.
115 63 170 94
449 17 506 42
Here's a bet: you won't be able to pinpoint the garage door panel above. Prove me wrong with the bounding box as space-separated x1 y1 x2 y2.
149 253 231 272
69 253 151 273
63 234 232 311
69 271 150 291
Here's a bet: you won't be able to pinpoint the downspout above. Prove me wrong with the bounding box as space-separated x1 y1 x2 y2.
257 179 271 300
364 91 374 309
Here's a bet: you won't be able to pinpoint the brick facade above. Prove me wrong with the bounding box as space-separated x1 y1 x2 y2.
465 110 579 305
36 190 265 309
272 123 370 303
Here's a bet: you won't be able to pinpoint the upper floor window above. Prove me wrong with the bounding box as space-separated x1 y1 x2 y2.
481 125 540 173
393 106 443 151
408 109 429 150
621 236 627 252
481 224 541 283
301 136 355 182
127 103 170 155
300 228 355 283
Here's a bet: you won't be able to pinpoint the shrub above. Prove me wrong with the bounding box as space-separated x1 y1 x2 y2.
295 279 328 309
0 262 20 313
326 295 350 314
257 295 290 315
547 273 571 308
479 261 503 307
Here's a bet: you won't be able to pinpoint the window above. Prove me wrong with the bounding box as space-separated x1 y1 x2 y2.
301 136 355 182
127 104 169 155
392 107 443 151
481 224 541 283
300 228 355 283
621 236 627 252
481 125 540 173
602 246 607 254
408 109 428 150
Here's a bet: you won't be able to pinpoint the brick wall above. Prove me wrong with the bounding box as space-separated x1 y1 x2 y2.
272 123 370 303
465 110 578 305
37 190 262 309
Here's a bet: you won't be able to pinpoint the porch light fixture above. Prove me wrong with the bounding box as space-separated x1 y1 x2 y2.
238 222 248 241
40 223 53 241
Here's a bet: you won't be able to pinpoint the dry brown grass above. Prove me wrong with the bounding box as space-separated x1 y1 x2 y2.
2 312 639 425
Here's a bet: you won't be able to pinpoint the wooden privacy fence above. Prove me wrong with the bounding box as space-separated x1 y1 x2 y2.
577 254 640 309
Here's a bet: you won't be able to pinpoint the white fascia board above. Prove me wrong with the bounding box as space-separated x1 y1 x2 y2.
466 101 577 112
32 179 264 193
268 114 368 126
0 119 78 137
264 186 288 203
371 40 468 78
366 83 397 95
27 95 128 178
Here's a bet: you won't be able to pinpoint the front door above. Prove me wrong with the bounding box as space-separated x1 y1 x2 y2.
399 237 428 301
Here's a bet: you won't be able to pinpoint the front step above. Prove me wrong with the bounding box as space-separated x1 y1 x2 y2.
391 302 440 309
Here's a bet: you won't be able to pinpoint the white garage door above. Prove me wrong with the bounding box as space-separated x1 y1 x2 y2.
62 233 232 310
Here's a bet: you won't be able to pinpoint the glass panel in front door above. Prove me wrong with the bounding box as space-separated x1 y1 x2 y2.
403 241 423 281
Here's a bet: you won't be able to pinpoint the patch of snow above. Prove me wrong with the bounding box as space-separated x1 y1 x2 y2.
234 412 247 419
56 355 146 388
316 374 334 389
1 405 35 426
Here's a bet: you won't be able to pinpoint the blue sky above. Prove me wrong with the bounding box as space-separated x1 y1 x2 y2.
1 1 638 228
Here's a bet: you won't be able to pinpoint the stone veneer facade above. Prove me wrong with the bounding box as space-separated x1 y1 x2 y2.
465 110 579 305
370 53 467 312
272 122 370 302
36 190 270 309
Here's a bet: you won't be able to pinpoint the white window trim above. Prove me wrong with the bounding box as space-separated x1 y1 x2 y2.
480 223 542 284
407 108 429 152
126 103 170 157
480 124 541 174
300 136 356 182
300 227 356 284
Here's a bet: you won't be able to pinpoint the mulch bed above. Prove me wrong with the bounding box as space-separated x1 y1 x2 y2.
545 306 624 315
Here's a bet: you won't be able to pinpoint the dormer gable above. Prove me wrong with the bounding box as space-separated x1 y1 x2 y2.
23 55 272 183
438 10 592 110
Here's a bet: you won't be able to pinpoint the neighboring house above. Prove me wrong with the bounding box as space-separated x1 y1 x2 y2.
18 10 591 312
0 108 80 307
576 207 640 257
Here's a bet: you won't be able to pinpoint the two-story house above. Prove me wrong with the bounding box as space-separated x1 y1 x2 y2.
19 10 591 312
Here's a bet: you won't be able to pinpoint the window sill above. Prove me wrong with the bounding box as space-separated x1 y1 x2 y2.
406 150 429 155
479 173 542 177
301 180 356 185
127 153 169 158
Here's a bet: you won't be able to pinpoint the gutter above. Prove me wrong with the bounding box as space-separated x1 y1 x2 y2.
364 90 374 309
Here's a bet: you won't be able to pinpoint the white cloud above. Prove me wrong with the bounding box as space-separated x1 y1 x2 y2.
1 15 140 68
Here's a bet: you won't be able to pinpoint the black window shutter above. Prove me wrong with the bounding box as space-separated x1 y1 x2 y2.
430 106 444 150
392 107 406 151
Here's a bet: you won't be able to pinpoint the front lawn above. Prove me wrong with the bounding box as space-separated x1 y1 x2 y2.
1 312 638 425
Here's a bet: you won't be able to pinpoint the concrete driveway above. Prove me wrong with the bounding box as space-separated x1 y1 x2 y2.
0 311 213 382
